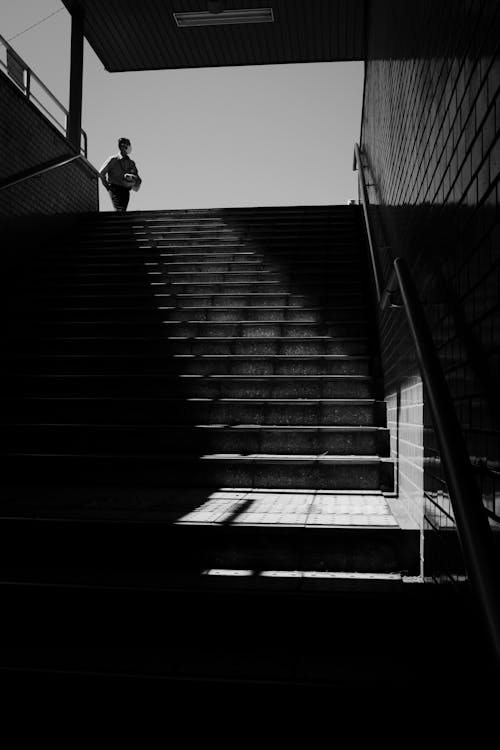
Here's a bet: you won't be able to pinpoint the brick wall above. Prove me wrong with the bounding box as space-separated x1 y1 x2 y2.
360 0 500 579
0 69 98 216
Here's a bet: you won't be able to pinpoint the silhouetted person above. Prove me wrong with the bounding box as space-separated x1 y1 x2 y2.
99 137 142 212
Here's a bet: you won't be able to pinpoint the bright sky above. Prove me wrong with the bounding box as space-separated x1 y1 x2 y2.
1 1 364 212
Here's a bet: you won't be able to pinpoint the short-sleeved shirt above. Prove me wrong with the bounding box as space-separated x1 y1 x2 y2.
100 154 140 187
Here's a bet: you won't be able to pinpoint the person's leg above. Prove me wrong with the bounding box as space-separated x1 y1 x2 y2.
109 186 130 211
122 188 130 211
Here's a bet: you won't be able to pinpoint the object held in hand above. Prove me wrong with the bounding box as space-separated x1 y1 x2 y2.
124 173 137 181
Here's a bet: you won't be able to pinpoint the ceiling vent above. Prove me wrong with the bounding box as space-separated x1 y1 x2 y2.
174 8 275 28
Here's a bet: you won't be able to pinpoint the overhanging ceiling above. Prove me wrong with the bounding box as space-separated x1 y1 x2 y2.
61 0 365 72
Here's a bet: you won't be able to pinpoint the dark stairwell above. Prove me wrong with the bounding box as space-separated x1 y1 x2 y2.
0 206 495 698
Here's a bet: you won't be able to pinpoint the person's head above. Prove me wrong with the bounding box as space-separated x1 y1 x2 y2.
118 137 132 155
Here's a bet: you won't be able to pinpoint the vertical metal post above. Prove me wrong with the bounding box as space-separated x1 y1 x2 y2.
67 8 84 152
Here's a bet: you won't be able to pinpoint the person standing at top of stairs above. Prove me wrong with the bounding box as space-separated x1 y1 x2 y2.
99 137 142 212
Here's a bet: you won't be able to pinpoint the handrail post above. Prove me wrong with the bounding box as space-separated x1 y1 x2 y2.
67 7 84 152
81 129 88 158
394 257 500 665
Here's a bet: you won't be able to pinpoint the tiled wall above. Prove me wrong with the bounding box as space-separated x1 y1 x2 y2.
360 0 500 578
0 70 98 216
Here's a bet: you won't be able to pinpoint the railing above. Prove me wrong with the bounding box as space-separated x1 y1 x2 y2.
353 143 500 667
0 153 97 193
0 32 87 157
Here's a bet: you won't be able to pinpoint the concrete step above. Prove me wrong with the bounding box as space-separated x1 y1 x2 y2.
80 216 359 237
74 237 359 251
31 257 362 272
7 335 371 355
146 234 360 247
162 274 362 297
2 397 386 425
4 373 374 398
6 291 364 307
1 573 493 697
92 213 354 224
155 271 360 285
164 306 365 322
52 247 362 262
40 250 361 265
8 292 364 310
0 510 417 578
5 423 390 456
5 337 370 356
164 282 365 295
30 269 365 285
80 220 357 235
6 354 372 375
65 244 361 259
21 321 369 339
11 306 368 323
81 216 357 230
0 452 395 490
33 251 362 266
5 334 366 356
152 242 359 254
112 212 356 225
27 281 364 295
77 231 359 245
130 220 359 233
83 216 357 231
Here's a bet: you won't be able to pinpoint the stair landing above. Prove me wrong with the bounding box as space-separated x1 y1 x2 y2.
0 486 401 526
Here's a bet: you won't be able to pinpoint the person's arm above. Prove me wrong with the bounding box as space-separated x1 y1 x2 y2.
132 161 142 186
124 160 142 191
99 157 113 190
133 168 142 187
124 161 140 178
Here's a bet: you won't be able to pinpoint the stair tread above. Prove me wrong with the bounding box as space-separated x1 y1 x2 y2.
3 451 391 463
82 221 357 230
9 353 369 358
21 338 370 343
22 293 361 299
7 373 373 380
4 396 379 403
46 253 359 261
29 317 366 322
0 571 410 592
34 269 361 277
43 262 359 273
8 337 369 343
22 306 366 312
5 423 387 431
35 280 363 286
30 320 363 328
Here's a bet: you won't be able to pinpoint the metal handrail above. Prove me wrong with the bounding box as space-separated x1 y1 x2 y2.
353 142 500 667
0 32 87 156
0 153 97 192
353 143 383 302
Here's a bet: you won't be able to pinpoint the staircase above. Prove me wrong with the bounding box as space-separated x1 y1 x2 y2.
0 206 495 698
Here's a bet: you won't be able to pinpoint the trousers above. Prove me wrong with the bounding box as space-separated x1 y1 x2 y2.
109 184 131 211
